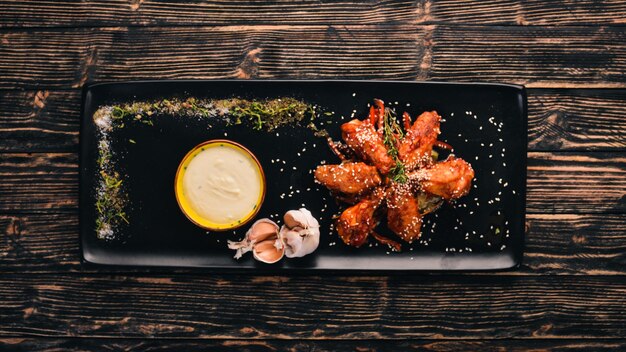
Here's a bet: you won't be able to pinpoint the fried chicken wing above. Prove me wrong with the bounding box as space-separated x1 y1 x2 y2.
341 119 394 175
412 157 474 200
398 111 441 170
317 99 474 251
386 182 423 243
314 162 382 196
336 187 385 247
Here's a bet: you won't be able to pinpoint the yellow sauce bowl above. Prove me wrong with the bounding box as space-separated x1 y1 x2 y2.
174 139 266 231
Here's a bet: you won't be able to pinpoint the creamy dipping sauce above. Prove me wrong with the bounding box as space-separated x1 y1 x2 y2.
176 141 264 230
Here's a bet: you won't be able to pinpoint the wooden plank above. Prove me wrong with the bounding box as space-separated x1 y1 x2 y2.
1 274 625 338
2 213 625 275
524 214 626 275
526 152 626 213
430 26 626 87
431 0 626 26
0 214 78 271
0 153 77 212
528 89 626 151
2 89 624 153
1 26 625 89
0 91 79 152
0 0 418 27
1 152 623 213
0 0 625 27
2 338 626 351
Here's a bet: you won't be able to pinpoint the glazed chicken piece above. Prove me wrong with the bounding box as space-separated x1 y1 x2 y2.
318 98 475 252
398 111 441 170
314 162 382 197
386 182 423 243
341 119 394 175
411 157 475 200
336 187 386 248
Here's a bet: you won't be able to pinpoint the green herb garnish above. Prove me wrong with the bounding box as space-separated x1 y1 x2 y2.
226 98 315 131
382 108 407 183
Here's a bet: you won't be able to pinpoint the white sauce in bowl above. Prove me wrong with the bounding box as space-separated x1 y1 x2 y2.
182 145 263 225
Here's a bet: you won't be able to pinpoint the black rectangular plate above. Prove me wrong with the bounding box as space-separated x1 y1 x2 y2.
81 80 527 271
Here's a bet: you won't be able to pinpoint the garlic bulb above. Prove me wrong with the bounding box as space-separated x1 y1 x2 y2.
280 208 320 258
227 219 284 263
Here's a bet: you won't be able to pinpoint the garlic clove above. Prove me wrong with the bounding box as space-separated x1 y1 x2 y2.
247 219 280 242
228 218 279 260
253 238 285 263
284 208 320 229
281 208 320 258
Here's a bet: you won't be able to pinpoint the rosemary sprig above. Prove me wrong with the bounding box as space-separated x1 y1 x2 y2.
382 108 407 183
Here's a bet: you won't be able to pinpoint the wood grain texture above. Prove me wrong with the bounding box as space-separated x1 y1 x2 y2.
526 152 626 213
0 0 625 28
0 0 624 347
431 0 626 26
0 91 79 152
2 213 625 275
1 26 625 89
0 153 77 212
0 88 624 153
2 338 626 352
528 89 626 151
2 89 625 153
1 152 624 213
0 214 78 271
525 214 626 275
429 26 626 87
1 274 625 338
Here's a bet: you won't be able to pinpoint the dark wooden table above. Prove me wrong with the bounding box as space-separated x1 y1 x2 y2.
1 1 625 351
